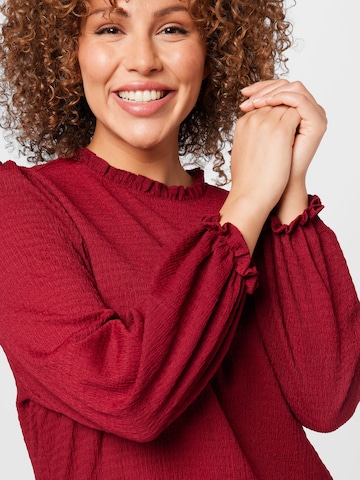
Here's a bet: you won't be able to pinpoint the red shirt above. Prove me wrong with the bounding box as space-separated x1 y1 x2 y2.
0 148 359 479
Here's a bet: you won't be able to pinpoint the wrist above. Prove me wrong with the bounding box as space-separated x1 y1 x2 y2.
275 180 308 225
220 192 272 255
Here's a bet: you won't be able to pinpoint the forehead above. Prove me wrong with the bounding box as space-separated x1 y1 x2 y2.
86 0 187 8
84 0 191 21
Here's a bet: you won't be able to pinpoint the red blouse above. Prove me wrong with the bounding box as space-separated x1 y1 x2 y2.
0 148 359 479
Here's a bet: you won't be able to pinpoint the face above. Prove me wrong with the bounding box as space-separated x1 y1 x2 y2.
78 0 207 159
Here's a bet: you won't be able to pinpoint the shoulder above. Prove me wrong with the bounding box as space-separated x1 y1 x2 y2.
0 158 28 181
0 151 85 201
0 159 55 206
0 155 74 183
0 160 38 199
0 155 84 237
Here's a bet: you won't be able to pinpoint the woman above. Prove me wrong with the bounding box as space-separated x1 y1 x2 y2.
0 0 359 479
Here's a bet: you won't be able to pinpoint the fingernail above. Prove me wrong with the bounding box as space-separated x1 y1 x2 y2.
240 99 250 108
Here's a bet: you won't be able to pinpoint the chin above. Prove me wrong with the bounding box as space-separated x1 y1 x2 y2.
127 135 167 151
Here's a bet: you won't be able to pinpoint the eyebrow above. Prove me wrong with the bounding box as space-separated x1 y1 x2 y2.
88 5 188 19
87 8 127 18
154 5 188 18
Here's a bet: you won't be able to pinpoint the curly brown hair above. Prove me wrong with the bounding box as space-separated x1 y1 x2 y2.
0 0 292 181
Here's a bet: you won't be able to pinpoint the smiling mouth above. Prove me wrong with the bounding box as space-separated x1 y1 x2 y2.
118 90 168 103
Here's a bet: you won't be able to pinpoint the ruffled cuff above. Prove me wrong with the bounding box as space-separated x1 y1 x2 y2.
203 215 258 294
268 195 324 234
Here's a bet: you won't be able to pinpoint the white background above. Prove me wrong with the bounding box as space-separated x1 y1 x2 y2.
0 0 359 478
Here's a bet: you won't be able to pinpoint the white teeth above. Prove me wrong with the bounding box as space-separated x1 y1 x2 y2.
118 90 165 103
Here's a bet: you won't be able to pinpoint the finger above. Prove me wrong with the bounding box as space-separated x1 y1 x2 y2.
240 89 326 134
241 79 289 97
242 90 316 112
268 80 318 104
240 81 318 112
255 92 326 129
238 105 301 143
280 106 302 137
240 79 291 105
263 105 302 137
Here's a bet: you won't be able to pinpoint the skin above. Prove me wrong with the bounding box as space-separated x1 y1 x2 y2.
79 0 327 255
220 80 327 254
78 0 207 186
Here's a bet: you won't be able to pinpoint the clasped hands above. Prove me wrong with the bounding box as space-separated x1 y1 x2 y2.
220 79 327 254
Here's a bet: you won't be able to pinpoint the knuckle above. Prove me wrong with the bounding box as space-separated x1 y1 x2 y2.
291 80 305 91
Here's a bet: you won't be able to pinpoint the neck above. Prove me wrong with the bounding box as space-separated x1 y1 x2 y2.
87 136 193 187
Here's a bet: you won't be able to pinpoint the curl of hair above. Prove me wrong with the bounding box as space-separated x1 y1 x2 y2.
0 0 292 182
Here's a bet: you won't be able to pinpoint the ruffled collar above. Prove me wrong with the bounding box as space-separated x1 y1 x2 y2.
75 148 207 201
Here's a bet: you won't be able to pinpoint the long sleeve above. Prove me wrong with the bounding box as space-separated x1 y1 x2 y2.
0 161 257 442
253 196 360 432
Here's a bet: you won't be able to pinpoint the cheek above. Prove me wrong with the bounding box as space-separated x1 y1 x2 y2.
185 46 207 83
171 46 206 86
78 42 114 84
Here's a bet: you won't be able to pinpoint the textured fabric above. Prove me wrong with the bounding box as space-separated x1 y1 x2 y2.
0 148 359 480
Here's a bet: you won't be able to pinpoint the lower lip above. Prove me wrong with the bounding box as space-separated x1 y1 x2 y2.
113 91 174 117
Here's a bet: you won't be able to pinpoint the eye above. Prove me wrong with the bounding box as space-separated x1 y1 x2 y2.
95 25 123 35
160 26 188 35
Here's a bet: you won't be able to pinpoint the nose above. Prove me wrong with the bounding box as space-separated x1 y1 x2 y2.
122 35 162 75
